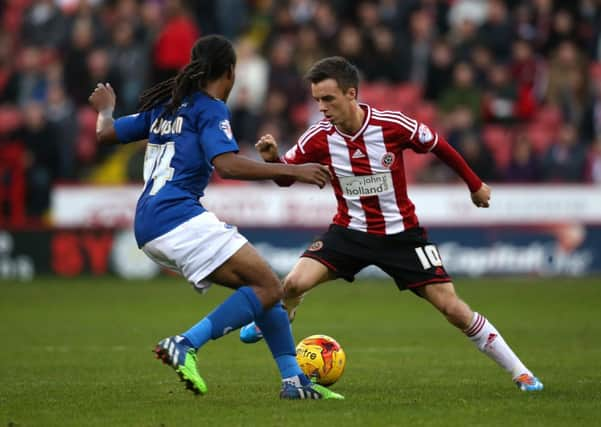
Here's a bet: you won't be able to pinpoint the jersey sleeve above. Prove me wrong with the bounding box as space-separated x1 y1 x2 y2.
281 127 324 164
404 121 439 153
197 102 239 161
113 111 152 143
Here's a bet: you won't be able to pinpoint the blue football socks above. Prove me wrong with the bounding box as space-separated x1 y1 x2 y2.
182 286 263 349
256 303 309 384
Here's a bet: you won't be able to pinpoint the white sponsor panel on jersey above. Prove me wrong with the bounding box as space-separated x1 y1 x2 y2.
339 173 394 198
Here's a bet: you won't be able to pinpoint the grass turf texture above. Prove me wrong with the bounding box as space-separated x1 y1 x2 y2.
1 277 600 427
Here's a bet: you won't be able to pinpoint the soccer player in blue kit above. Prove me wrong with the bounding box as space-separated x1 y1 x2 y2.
88 35 342 400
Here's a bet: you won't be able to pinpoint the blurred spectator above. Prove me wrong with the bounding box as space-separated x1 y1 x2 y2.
140 0 164 41
336 25 368 79
580 0 601 60
86 49 123 114
470 44 494 87
456 131 499 182
504 132 542 182
289 0 317 26
260 89 292 135
313 1 339 50
510 39 541 94
108 20 149 113
545 9 578 53
477 0 514 62
215 0 248 40
228 38 269 146
64 18 97 106
449 17 480 62
356 1 381 35
190 0 218 37
378 0 403 30
438 62 482 123
424 39 454 101
444 106 478 148
65 0 106 45
363 26 404 83
229 38 269 113
294 24 325 74
45 83 76 179
152 0 200 84
541 124 586 182
513 3 536 42
584 137 601 183
545 41 589 126
20 0 67 48
267 2 298 42
267 38 306 108
483 63 535 124
14 46 48 106
531 0 554 52
405 8 435 85
112 0 149 47
14 102 59 216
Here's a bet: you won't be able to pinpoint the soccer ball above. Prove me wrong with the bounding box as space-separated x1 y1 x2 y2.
295 335 346 386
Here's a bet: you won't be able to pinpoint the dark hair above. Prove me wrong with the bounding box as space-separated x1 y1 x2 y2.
138 35 236 114
304 56 360 94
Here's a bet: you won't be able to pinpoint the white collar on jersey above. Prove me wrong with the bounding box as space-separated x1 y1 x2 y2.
334 103 371 141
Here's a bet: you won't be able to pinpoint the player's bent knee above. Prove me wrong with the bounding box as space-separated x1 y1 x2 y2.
283 273 312 298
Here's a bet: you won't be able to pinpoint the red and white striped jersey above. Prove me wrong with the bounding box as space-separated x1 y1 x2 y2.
282 103 439 235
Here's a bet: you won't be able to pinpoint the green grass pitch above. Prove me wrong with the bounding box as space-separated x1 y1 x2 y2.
1 276 600 426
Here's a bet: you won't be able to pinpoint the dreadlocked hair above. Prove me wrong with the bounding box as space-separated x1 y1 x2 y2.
138 35 236 114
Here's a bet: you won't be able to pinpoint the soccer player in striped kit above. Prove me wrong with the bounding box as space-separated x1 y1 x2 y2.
240 56 543 392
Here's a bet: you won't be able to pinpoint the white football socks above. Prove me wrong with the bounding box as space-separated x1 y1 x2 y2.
465 312 531 380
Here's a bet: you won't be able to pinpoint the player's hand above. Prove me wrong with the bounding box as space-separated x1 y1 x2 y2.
471 182 491 208
255 134 280 162
292 163 331 189
88 82 116 113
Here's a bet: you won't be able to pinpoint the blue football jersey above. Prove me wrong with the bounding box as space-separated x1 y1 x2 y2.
113 91 239 247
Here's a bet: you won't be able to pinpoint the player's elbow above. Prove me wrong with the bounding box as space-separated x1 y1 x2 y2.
214 163 237 179
96 128 119 146
213 153 243 179
274 177 295 187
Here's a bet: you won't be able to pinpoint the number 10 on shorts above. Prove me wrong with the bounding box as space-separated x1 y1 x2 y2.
415 245 443 270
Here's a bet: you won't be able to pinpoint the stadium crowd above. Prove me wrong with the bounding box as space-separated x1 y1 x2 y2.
0 0 600 222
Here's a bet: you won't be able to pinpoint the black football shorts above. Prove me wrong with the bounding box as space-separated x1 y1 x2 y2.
301 224 451 292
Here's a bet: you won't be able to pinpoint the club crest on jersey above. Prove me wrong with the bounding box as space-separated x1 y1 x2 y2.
308 240 323 251
381 152 395 168
219 119 233 140
418 123 434 144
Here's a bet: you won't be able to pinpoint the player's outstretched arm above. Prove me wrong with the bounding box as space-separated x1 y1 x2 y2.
212 152 330 188
88 82 119 145
431 138 491 208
